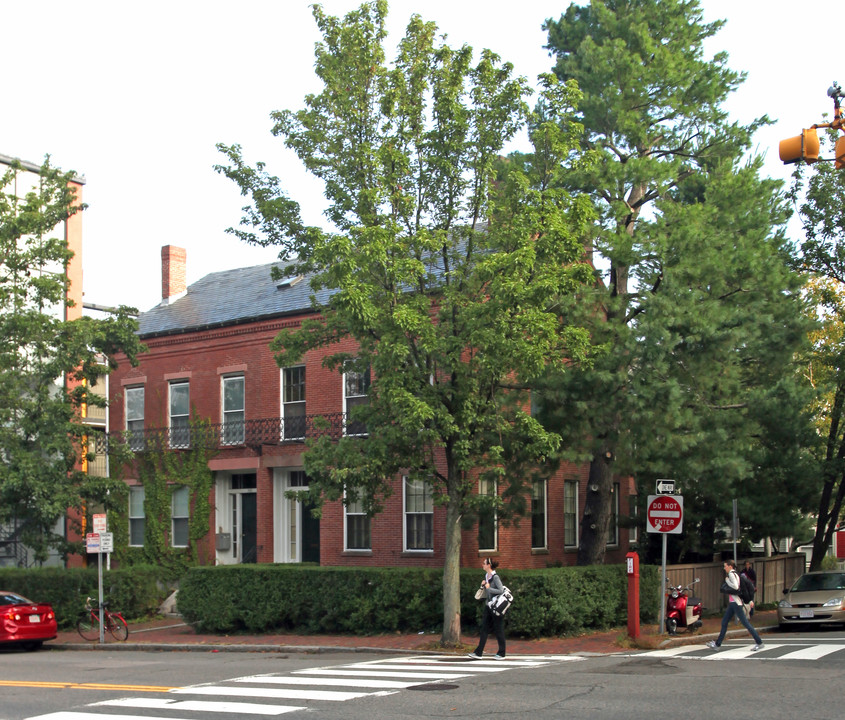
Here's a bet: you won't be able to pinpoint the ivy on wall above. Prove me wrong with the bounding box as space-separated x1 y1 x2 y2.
108 420 217 570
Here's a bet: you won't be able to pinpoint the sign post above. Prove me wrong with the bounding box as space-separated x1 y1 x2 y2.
647 493 684 634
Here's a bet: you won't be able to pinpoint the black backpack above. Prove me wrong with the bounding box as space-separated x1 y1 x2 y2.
737 573 755 603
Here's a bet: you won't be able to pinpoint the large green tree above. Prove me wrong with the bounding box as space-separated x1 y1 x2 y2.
217 1 595 644
0 158 143 562
540 0 812 562
790 132 845 569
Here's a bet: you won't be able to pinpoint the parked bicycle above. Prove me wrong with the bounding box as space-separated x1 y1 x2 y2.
76 596 129 641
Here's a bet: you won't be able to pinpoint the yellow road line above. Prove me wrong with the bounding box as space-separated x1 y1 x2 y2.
0 680 176 692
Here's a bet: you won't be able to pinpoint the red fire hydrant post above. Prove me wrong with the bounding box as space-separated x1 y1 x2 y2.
626 551 640 640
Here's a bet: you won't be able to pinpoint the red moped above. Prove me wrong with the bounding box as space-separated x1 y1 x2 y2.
665 578 703 635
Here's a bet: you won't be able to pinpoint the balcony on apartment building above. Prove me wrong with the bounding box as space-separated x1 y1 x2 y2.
93 411 367 454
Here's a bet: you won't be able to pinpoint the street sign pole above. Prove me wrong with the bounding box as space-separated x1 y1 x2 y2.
97 549 104 644
660 533 668 634
646 493 684 634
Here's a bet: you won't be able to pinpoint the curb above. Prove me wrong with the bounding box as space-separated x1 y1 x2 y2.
48 642 434 654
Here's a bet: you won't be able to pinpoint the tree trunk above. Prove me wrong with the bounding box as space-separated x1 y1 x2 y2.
577 440 615 565
440 491 463 646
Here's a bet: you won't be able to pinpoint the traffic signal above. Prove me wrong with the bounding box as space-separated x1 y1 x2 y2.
779 128 821 164
836 135 845 169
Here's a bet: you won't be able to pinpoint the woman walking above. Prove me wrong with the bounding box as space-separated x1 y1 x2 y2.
707 559 764 651
467 557 506 659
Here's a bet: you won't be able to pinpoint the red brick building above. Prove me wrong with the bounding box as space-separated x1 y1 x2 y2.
108 246 635 569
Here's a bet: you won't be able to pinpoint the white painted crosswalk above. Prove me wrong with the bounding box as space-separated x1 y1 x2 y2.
24 654 579 720
628 642 845 661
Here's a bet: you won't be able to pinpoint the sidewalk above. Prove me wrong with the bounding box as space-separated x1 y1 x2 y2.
49 610 780 656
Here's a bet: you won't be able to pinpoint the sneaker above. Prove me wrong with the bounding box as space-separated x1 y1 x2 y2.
466 652 482 660
751 644 764 652
492 654 505 660
705 641 718 649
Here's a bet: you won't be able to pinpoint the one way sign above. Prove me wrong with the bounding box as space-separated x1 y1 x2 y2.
656 479 675 495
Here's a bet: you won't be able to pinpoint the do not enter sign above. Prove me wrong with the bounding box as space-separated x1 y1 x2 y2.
646 494 683 534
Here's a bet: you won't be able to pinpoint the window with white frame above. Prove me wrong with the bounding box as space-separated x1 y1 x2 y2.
404 476 433 551
531 479 548 550
125 386 144 451
564 480 578 547
606 482 620 547
282 366 306 440
345 491 371 550
477 477 497 551
169 381 190 448
344 365 370 436
222 376 245 445
171 486 189 547
129 486 145 547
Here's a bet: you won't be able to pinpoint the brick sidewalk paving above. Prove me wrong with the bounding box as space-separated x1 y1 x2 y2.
50 610 779 655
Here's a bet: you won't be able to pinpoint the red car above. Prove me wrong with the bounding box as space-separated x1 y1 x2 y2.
0 591 57 650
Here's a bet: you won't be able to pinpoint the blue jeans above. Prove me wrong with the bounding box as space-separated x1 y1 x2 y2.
715 601 762 646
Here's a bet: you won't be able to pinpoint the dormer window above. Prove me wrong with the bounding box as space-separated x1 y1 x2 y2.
275 275 302 289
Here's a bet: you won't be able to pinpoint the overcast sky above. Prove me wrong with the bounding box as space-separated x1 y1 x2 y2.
2 1 838 312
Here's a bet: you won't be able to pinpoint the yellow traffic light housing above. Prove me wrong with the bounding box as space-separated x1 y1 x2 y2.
779 128 821 164
836 136 845 169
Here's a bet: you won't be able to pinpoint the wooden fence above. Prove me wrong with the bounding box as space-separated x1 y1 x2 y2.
663 554 806 615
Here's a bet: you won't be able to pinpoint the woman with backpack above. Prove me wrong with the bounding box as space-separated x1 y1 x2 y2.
467 557 506 660
706 559 764 651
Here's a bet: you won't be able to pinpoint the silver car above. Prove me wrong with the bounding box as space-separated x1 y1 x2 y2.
778 571 845 627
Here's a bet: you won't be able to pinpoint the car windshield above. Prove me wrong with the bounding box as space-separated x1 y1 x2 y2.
792 573 845 592
0 592 32 606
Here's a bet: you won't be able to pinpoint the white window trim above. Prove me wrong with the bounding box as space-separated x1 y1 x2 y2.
128 486 145 547
171 486 189 548
221 375 245 445
342 365 369 437
168 380 190 449
564 480 579 549
343 491 372 552
281 366 306 440
402 475 434 553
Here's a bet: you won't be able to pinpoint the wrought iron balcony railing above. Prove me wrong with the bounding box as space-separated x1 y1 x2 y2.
93 412 365 454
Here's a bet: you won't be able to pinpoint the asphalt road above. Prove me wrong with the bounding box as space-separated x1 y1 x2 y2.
2 629 845 720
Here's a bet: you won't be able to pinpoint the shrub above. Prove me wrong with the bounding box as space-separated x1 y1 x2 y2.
178 563 661 637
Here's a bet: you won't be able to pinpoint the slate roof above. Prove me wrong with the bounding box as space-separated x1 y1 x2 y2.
138 262 330 338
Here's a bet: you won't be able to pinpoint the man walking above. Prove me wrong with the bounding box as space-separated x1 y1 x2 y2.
706 559 764 651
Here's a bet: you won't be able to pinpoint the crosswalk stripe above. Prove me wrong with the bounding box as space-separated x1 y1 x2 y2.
26 713 198 720
93 698 303 715
638 645 710 657
170 685 373 702
777 644 845 660
234 675 417 689
386 657 549 667
294 668 470 680
342 663 505 673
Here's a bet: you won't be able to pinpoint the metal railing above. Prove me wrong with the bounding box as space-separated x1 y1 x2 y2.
94 412 365 453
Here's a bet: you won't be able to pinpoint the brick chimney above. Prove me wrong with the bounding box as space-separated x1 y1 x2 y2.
161 245 187 304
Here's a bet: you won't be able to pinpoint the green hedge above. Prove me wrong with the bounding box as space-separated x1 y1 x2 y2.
0 565 174 629
178 563 661 638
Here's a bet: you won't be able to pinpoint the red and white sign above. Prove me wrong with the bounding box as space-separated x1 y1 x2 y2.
86 533 100 554
92 514 107 534
646 494 683 534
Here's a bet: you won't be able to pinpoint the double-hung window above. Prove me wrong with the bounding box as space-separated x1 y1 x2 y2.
477 477 497 551
345 491 371 550
282 366 306 440
129 486 145 547
171 486 189 547
169 381 190 448
404 476 433 551
564 480 578 548
222 376 245 445
531 479 548 550
125 386 144 451
344 365 370 436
